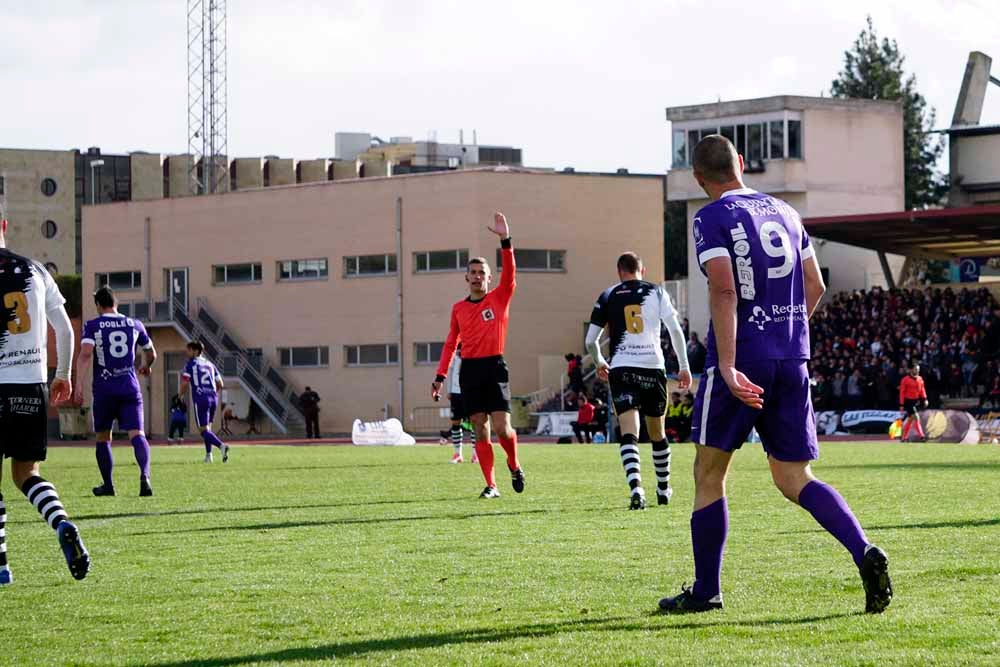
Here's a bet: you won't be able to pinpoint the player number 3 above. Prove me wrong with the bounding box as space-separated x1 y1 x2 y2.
624 304 644 334
4 292 32 334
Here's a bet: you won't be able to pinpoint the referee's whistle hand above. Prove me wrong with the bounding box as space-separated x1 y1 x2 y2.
431 382 442 401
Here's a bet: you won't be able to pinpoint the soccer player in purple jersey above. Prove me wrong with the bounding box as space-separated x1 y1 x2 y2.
74 287 157 497
180 341 230 463
658 135 892 615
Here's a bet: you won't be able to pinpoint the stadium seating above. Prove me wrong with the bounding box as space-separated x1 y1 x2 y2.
810 287 1000 411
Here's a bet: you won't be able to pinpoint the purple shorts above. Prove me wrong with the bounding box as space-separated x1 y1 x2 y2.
194 397 217 429
93 391 144 433
690 359 818 462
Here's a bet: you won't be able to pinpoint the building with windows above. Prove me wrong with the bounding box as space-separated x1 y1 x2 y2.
82 167 664 435
0 134 523 278
666 95 906 337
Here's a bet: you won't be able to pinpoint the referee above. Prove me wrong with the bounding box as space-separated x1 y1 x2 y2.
432 212 524 499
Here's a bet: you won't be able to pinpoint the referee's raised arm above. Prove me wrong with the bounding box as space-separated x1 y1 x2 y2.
491 211 516 300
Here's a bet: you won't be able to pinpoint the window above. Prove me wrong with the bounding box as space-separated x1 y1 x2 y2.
414 342 444 364
213 262 262 285
414 249 469 273
344 253 397 277
736 124 747 156
0 176 5 196
747 123 764 162
787 119 803 158
278 258 328 281
278 346 330 368
42 220 58 239
345 344 399 366
768 120 784 160
41 178 57 197
96 271 141 290
671 130 687 168
720 125 736 145
497 248 566 272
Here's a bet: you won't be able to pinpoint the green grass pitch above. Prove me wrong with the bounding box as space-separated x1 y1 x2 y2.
2 441 999 666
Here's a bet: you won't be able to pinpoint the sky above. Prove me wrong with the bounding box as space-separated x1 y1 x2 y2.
2 0 999 174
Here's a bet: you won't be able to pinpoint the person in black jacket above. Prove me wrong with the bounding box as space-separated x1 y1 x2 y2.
299 387 321 439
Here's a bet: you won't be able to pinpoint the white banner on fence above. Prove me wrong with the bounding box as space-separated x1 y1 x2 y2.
534 412 577 436
840 410 900 429
352 418 416 446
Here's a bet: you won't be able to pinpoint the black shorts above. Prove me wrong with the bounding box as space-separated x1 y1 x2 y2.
449 394 466 421
459 356 511 415
609 367 667 418
902 399 921 417
0 383 49 462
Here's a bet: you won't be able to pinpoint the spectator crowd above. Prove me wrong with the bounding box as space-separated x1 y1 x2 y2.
809 287 1000 411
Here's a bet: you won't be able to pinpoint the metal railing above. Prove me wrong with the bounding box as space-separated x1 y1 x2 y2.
409 406 453 433
123 296 305 434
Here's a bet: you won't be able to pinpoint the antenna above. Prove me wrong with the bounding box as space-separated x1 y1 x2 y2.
188 0 228 194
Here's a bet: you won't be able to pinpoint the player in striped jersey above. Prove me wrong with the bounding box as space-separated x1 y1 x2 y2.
587 252 691 509
0 209 89 585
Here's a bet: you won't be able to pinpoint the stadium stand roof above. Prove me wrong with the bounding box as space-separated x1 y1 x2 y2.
803 204 1000 260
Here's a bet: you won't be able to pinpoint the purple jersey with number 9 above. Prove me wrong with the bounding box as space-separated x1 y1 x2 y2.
692 188 813 369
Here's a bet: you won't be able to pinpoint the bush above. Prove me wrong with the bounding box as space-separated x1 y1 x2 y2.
56 274 83 318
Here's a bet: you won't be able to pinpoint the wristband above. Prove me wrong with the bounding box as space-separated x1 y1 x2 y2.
500 237 512 249
435 375 446 384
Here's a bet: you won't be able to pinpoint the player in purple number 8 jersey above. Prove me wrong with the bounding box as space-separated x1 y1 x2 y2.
180 340 230 463
657 135 892 615
74 287 157 497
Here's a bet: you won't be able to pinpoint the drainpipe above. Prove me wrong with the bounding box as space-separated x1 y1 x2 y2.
144 216 152 432
396 197 404 423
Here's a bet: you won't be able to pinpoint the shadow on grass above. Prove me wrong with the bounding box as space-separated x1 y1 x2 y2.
818 461 1000 472
130 508 553 536
781 517 1000 534
6 498 466 526
146 612 860 666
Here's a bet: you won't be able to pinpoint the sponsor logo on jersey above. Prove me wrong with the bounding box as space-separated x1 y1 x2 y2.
481 308 495 322
730 222 756 300
748 306 772 331
693 219 704 247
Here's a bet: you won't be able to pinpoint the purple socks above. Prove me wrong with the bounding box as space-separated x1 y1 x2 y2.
202 430 224 451
798 480 869 568
96 442 114 486
691 497 729 600
131 435 151 479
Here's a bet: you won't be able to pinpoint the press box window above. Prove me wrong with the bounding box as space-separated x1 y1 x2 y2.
414 249 469 273
96 271 141 290
278 258 328 281
344 254 397 277
278 346 329 368
345 344 399 366
213 262 263 285
414 342 444 365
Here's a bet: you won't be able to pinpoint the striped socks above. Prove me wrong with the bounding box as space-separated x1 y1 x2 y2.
451 425 463 457
651 439 671 496
0 494 7 571
619 433 643 495
21 477 68 531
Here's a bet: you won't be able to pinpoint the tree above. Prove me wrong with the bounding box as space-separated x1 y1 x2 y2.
55 274 82 318
831 16 947 210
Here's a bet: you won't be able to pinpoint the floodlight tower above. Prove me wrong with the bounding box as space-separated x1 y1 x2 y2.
187 0 228 194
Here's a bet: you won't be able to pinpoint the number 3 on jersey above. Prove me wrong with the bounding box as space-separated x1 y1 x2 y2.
4 292 31 334
624 304 644 334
